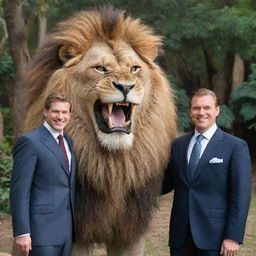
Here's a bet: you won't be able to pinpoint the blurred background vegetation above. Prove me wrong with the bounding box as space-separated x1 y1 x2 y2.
0 0 256 215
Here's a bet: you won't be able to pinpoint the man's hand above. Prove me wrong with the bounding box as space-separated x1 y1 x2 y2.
220 239 239 256
15 235 32 255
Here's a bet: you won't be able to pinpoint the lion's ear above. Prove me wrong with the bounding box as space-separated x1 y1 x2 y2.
58 45 75 64
58 45 83 67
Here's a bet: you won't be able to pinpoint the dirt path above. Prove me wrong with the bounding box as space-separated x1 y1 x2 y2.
1 192 255 256
0 194 172 255
0 216 13 254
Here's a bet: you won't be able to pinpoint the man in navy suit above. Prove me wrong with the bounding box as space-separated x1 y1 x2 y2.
10 92 76 256
162 88 251 256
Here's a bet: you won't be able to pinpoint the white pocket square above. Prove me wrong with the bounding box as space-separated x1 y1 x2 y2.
209 157 223 164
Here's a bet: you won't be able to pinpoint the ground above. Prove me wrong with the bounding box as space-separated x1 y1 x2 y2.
1 191 255 256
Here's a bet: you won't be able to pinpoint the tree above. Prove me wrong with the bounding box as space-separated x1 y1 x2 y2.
136 0 256 105
1 0 256 137
1 0 52 137
3 0 32 137
231 64 256 131
0 16 8 50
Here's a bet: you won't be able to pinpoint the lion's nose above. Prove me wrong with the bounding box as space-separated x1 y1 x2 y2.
112 82 135 97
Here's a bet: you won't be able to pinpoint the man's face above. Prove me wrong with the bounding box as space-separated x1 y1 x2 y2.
189 95 220 133
44 101 71 132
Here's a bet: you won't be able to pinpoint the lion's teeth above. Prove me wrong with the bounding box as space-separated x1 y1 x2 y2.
116 102 129 107
131 104 136 116
124 120 131 127
108 103 113 114
108 116 113 129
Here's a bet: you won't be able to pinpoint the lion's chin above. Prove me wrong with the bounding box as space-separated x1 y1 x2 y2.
97 131 134 150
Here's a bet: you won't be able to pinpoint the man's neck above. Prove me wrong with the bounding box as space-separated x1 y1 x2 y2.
195 123 217 140
43 121 63 136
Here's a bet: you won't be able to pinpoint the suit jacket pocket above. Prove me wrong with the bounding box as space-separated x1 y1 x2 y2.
209 208 227 218
31 204 54 214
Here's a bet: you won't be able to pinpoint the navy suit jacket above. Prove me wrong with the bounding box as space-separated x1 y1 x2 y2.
10 125 76 246
162 127 251 250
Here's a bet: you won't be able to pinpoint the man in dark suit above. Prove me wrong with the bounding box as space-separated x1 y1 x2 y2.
162 88 251 256
10 92 76 256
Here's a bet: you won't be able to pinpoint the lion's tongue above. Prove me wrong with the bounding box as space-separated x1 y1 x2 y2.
109 107 125 127
101 105 126 127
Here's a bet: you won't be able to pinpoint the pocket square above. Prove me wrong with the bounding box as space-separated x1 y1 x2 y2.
209 157 223 164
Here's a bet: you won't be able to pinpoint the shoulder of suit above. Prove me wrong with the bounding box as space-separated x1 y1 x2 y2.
220 129 247 146
22 126 42 137
16 126 44 144
172 132 192 146
175 132 192 141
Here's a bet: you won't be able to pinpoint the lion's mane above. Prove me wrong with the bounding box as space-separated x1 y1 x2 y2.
24 5 177 248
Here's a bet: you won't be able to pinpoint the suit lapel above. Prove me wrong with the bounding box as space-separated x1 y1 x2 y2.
191 128 223 182
39 125 70 176
64 134 76 182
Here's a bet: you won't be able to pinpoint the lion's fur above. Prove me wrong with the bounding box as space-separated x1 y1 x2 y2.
24 5 177 249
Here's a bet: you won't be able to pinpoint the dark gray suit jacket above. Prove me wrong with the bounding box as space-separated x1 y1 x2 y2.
10 125 76 246
162 128 251 250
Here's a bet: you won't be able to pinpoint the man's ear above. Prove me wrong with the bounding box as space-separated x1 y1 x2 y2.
43 109 47 118
216 105 220 116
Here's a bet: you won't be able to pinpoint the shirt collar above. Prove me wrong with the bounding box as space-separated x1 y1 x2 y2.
194 123 217 141
43 121 63 140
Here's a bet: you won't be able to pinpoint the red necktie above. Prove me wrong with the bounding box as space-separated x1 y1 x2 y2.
58 134 69 170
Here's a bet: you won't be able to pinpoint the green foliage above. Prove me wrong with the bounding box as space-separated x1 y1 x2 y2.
217 104 235 130
168 76 191 132
0 108 12 214
231 64 256 130
144 0 256 56
0 139 12 214
0 54 14 81
0 108 12 136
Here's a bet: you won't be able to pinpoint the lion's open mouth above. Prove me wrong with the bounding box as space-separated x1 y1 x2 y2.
94 100 136 134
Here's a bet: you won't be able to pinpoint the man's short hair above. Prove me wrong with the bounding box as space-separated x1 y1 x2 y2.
45 92 72 111
189 88 220 108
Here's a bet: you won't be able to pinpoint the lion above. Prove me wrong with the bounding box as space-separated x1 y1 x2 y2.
23 5 177 256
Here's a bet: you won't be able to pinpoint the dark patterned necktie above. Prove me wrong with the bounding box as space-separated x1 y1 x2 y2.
189 134 204 179
58 134 69 170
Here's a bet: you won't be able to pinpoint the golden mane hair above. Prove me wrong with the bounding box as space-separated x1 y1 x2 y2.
24 5 177 249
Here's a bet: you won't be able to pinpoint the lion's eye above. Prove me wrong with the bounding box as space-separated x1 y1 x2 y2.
131 65 141 74
94 66 107 74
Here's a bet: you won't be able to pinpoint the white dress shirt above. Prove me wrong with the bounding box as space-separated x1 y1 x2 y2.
187 123 217 164
44 121 71 170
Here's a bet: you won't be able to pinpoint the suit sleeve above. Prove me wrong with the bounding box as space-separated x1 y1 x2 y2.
162 144 175 195
10 136 37 237
224 141 252 243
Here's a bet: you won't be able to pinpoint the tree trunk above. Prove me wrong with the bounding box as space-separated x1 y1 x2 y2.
232 54 245 89
209 51 235 105
202 44 217 90
3 0 31 137
0 18 8 51
38 15 47 47
37 0 48 48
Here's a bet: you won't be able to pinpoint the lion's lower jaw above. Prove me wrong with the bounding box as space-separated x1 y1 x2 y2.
97 131 134 150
